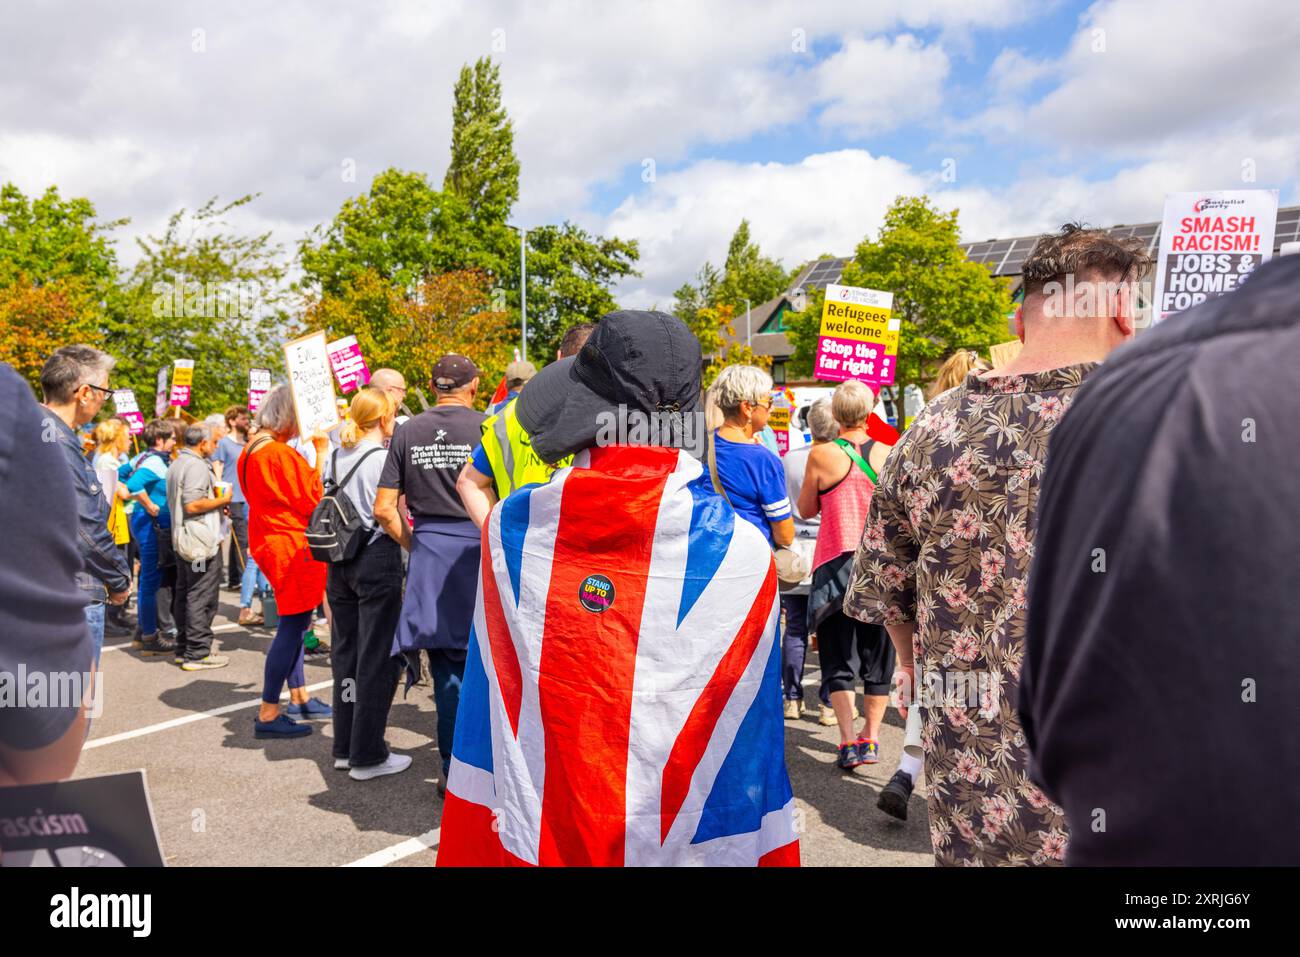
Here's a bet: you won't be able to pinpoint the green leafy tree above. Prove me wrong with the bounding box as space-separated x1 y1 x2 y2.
299 168 510 299
0 184 124 390
522 222 639 360
785 195 1012 399
671 263 720 326
673 221 792 366
303 268 515 410
444 57 520 225
112 195 292 413
686 302 770 389
713 219 791 311
0 183 123 292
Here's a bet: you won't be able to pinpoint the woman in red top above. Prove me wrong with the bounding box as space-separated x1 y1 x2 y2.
239 384 331 739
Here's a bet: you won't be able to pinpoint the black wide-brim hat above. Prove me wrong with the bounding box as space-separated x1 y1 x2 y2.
516 309 703 464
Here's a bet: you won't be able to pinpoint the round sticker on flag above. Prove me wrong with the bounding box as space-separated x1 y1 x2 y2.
579 574 615 613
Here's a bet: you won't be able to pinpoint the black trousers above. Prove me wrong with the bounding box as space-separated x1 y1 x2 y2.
227 502 248 587
326 534 403 768
155 523 179 637
175 552 222 661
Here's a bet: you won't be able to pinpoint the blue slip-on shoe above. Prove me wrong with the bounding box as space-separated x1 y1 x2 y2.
254 714 312 739
285 697 333 720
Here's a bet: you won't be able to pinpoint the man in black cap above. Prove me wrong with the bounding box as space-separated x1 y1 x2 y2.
437 311 800 867
374 354 486 788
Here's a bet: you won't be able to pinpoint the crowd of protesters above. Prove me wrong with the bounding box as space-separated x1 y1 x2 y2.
3 222 1298 866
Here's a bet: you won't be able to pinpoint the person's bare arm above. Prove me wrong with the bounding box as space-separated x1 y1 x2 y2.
457 462 498 529
885 622 917 717
185 488 232 516
770 516 795 547
373 486 412 550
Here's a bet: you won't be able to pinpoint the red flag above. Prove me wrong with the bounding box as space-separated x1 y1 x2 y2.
866 412 900 445
489 374 510 406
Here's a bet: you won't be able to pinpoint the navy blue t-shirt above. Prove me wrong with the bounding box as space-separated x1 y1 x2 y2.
712 432 791 545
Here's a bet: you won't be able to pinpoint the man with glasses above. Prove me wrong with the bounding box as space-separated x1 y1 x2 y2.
39 345 132 663
370 368 409 425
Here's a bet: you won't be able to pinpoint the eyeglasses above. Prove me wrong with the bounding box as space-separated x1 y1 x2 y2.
83 383 113 399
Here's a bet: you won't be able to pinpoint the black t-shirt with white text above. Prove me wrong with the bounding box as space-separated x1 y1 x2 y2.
378 404 485 519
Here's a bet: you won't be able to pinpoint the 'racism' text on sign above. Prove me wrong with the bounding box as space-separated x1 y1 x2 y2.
1151 190 1278 323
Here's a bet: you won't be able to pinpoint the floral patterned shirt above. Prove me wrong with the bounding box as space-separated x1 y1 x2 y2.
844 364 1098 866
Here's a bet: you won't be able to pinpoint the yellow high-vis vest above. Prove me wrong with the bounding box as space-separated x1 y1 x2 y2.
479 398 570 499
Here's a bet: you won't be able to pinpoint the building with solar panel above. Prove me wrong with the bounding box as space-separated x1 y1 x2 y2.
728 205 1300 385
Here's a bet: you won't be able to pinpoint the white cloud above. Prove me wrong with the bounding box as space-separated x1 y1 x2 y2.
599 150 927 307
815 35 951 136
598 129 1300 307
986 48 1056 98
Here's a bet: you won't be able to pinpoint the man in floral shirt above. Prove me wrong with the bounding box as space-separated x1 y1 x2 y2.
844 224 1150 865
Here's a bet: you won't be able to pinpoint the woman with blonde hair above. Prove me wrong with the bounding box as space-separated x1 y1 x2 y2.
92 417 139 637
929 350 991 400
323 386 410 779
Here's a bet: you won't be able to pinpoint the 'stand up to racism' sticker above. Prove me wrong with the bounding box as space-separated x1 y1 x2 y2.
579 574 615 613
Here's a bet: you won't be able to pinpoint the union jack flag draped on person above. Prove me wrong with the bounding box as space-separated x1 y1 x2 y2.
437 444 800 866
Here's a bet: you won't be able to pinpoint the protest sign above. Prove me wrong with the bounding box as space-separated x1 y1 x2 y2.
1151 189 1278 323
326 335 371 393
169 359 194 407
989 339 1023 369
153 366 170 417
247 367 271 415
112 389 145 435
0 769 165 867
814 284 898 385
283 332 340 436
769 390 792 456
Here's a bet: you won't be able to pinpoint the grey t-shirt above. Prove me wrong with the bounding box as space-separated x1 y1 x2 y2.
327 440 388 539
166 449 215 540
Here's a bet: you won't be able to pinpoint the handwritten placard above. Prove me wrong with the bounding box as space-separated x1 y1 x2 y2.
283 332 340 436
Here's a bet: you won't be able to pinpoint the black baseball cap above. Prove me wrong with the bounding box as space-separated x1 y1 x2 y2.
516 310 702 464
431 354 481 392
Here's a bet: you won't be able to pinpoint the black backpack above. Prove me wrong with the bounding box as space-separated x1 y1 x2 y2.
305 447 385 563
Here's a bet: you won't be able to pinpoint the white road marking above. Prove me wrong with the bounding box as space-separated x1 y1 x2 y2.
85 679 334 749
343 828 441 867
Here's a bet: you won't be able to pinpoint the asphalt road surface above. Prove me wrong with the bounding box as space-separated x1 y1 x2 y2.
78 588 932 867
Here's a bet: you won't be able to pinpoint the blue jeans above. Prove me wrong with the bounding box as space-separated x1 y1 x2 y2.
84 601 105 667
130 510 159 636
240 554 269 609
781 594 809 701
427 650 465 777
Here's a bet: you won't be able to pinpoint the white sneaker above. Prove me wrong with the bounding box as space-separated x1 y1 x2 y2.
333 758 350 770
349 753 412 781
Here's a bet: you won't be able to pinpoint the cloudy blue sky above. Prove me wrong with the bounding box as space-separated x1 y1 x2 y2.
2 0 1297 306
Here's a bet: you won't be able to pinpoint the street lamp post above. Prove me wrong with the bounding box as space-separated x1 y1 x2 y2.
507 223 528 361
